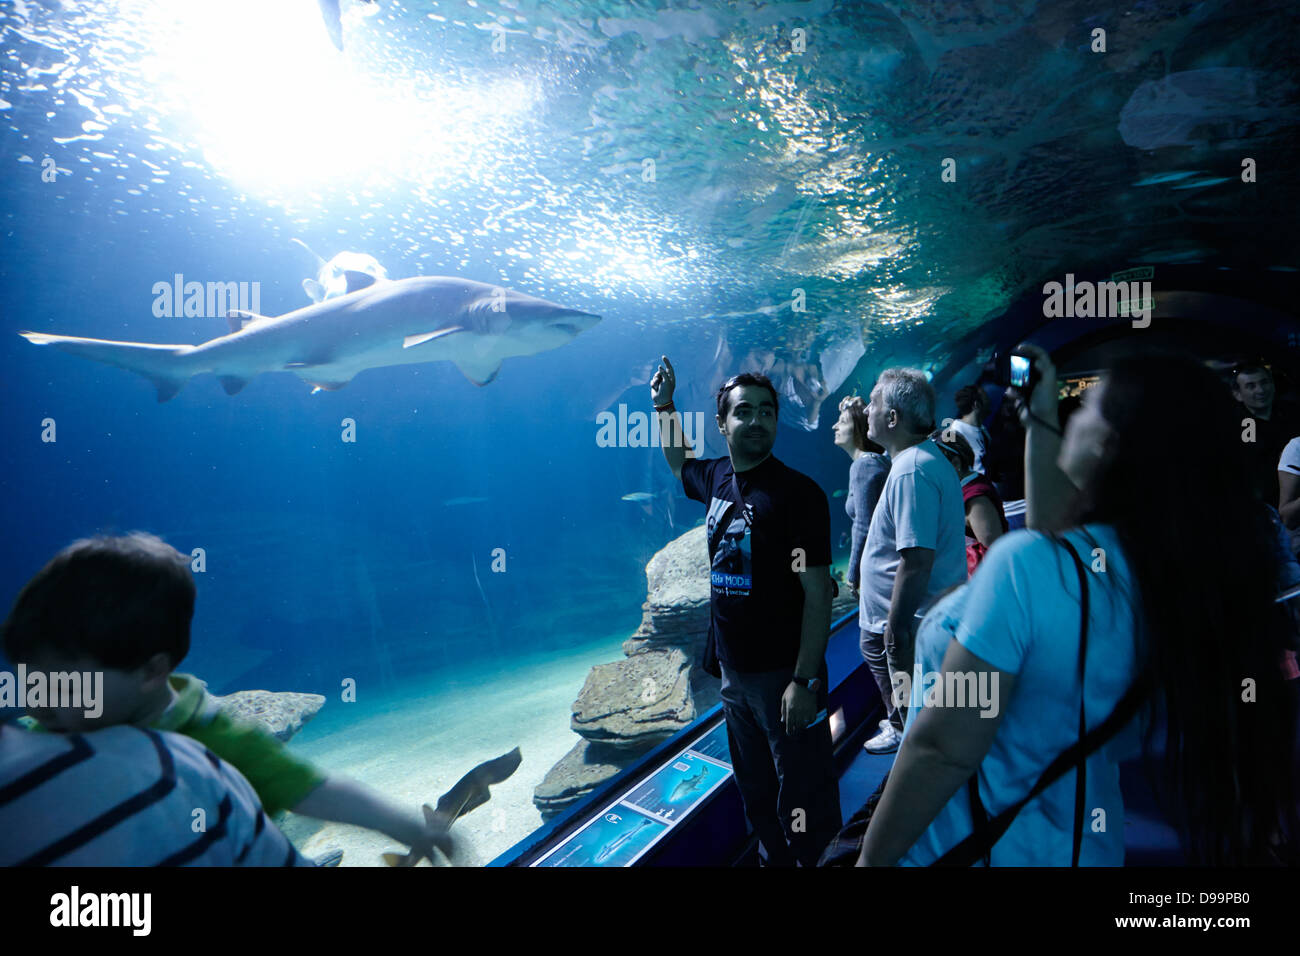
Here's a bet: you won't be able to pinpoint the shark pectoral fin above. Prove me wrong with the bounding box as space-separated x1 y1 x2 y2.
456 359 503 386
219 375 251 396
402 327 465 349
342 270 378 294
302 279 325 303
225 309 269 333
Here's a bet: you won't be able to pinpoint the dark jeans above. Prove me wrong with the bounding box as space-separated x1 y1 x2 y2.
719 660 843 866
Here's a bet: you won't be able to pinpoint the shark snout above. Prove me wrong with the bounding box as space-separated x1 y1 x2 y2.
550 310 601 335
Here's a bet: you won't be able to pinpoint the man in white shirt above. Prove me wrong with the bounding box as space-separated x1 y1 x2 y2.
947 384 990 475
860 368 968 754
1276 436 1300 557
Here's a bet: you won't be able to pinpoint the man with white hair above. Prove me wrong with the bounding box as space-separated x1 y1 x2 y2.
859 368 967 754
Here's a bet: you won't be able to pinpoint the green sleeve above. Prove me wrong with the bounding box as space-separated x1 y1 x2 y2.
180 711 327 816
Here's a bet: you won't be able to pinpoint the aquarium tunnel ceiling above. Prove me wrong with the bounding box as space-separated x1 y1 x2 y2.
2 0 1297 377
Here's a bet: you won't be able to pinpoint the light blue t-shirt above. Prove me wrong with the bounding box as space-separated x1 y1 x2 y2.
898 524 1145 867
859 439 967 634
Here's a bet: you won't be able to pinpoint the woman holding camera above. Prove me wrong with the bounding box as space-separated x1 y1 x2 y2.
855 345 1297 866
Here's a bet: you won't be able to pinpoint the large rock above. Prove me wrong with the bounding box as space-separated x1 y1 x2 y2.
532 739 643 819
622 525 711 661
213 689 325 743
571 648 695 749
534 524 860 815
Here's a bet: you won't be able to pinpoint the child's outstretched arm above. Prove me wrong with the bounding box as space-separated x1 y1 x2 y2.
293 775 453 859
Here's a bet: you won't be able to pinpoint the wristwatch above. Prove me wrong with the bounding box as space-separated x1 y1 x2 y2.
792 674 822 693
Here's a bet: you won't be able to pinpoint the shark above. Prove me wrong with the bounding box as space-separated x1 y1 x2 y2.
291 237 387 304
19 273 600 401
382 746 523 866
668 764 709 802
593 818 654 864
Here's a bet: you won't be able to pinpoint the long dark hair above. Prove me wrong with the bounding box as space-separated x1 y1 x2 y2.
1083 352 1297 864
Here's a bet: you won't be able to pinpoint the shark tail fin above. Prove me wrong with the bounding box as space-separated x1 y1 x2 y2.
19 331 195 403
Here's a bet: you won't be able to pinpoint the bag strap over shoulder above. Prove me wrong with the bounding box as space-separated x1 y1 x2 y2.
934 533 1150 866
1061 536 1089 867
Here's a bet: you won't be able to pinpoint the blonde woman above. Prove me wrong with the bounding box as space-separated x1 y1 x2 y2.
832 395 894 750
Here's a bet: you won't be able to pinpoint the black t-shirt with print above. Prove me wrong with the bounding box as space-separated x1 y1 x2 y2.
681 454 832 673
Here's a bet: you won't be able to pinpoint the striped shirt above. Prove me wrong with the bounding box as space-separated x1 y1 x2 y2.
0 723 314 866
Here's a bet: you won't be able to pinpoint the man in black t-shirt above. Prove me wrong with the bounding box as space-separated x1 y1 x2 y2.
650 355 842 867
1232 362 1300 505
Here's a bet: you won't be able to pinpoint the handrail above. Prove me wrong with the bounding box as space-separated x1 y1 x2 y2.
1276 584 1300 604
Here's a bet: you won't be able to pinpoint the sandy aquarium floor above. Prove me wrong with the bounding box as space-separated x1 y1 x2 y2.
277 639 622 867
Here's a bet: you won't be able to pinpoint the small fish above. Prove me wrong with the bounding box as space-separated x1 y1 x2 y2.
1170 176 1233 191
621 492 655 503
593 818 654 864
382 746 522 866
668 764 709 802
838 530 849 549
1132 170 1201 187
832 489 847 498
443 496 489 507
292 237 388 303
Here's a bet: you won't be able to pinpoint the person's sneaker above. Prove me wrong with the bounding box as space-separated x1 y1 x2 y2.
864 723 901 754
878 717 891 731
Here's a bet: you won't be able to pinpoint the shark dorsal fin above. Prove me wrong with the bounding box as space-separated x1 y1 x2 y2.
403 327 466 349
343 270 379 295
226 310 270 334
